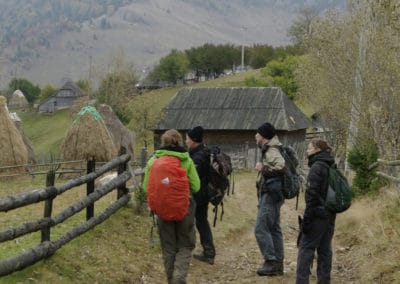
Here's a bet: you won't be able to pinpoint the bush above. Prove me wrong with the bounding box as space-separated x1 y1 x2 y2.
347 141 385 195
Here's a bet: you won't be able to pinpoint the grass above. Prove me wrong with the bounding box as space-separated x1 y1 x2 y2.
334 187 400 282
0 170 256 283
17 109 72 156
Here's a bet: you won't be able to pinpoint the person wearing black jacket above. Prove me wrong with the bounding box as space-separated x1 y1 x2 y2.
296 139 336 284
185 126 215 265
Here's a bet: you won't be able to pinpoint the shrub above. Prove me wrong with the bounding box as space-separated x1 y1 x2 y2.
347 141 385 195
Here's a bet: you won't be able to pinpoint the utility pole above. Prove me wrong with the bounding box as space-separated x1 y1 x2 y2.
88 55 92 100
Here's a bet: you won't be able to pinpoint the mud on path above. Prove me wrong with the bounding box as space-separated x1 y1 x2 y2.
144 171 354 284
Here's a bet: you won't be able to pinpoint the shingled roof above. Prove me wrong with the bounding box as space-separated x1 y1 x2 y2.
157 87 311 131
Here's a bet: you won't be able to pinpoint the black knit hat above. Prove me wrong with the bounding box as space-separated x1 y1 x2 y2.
188 126 203 143
257 123 276 139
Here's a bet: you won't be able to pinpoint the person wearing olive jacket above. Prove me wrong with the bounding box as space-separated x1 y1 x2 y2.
254 122 286 276
296 139 336 284
143 129 200 284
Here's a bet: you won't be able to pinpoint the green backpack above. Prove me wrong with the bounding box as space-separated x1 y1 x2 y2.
317 162 352 213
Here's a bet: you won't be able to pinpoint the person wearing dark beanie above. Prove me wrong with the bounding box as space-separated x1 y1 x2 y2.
254 122 286 276
185 126 216 265
188 126 203 143
257 122 276 140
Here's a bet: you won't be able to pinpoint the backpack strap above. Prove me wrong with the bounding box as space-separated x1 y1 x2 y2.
313 160 331 204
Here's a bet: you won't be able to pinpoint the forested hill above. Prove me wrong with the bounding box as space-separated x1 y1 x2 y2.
0 0 345 88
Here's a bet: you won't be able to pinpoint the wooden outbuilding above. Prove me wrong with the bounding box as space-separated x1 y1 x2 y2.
38 81 86 113
155 87 311 168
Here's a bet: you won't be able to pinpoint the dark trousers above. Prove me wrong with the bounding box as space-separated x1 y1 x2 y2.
296 217 335 284
195 203 215 258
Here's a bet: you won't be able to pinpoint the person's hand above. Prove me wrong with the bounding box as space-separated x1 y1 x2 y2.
255 162 263 171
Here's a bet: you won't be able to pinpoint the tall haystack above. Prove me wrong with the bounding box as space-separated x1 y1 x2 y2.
61 106 118 163
98 104 135 156
0 96 28 172
14 122 36 164
8 90 29 109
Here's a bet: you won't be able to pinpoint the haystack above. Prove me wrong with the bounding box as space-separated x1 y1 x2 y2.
98 104 135 155
14 121 36 164
0 96 28 172
61 106 117 163
8 89 29 109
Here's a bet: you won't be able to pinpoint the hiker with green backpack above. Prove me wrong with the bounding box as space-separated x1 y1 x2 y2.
296 139 338 284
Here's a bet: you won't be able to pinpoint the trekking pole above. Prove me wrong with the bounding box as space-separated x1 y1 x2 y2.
150 212 156 248
213 206 218 227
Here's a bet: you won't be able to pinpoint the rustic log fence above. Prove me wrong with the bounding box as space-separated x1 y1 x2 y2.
369 159 400 185
0 152 132 276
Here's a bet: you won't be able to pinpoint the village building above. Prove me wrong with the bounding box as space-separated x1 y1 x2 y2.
38 81 86 113
155 87 311 169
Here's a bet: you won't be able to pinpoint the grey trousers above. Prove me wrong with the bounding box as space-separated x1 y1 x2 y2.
157 199 196 284
254 192 284 261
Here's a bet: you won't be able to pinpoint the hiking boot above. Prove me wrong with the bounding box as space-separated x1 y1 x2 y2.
256 260 284 276
193 252 214 265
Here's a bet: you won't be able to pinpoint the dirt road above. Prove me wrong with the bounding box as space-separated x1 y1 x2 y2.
143 171 354 284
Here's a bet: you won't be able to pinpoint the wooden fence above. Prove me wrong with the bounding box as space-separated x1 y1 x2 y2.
0 152 133 276
369 159 400 184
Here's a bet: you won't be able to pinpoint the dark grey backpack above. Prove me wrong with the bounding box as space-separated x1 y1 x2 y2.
277 145 300 199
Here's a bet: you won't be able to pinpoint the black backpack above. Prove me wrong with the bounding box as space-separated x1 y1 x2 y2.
207 146 234 226
276 145 301 200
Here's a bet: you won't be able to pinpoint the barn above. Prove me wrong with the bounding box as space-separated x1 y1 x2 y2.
38 81 86 113
155 87 311 168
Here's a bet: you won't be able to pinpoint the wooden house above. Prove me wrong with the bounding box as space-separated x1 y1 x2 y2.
155 87 311 168
38 81 86 113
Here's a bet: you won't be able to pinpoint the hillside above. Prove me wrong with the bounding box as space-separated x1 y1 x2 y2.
0 0 345 88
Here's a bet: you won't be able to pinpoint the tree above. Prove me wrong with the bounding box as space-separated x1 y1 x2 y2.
8 78 41 104
262 56 300 99
248 44 275 69
245 55 301 100
287 6 319 46
39 84 57 101
94 50 138 124
296 0 400 168
151 49 189 85
76 79 90 94
128 94 163 148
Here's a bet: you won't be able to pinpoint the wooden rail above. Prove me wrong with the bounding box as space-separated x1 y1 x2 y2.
369 159 400 184
0 152 133 276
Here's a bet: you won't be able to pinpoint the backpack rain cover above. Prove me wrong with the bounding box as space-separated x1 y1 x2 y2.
147 156 190 221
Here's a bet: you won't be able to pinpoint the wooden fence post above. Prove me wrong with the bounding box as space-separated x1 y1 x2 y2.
41 170 55 242
140 147 148 168
117 147 128 199
86 159 95 220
